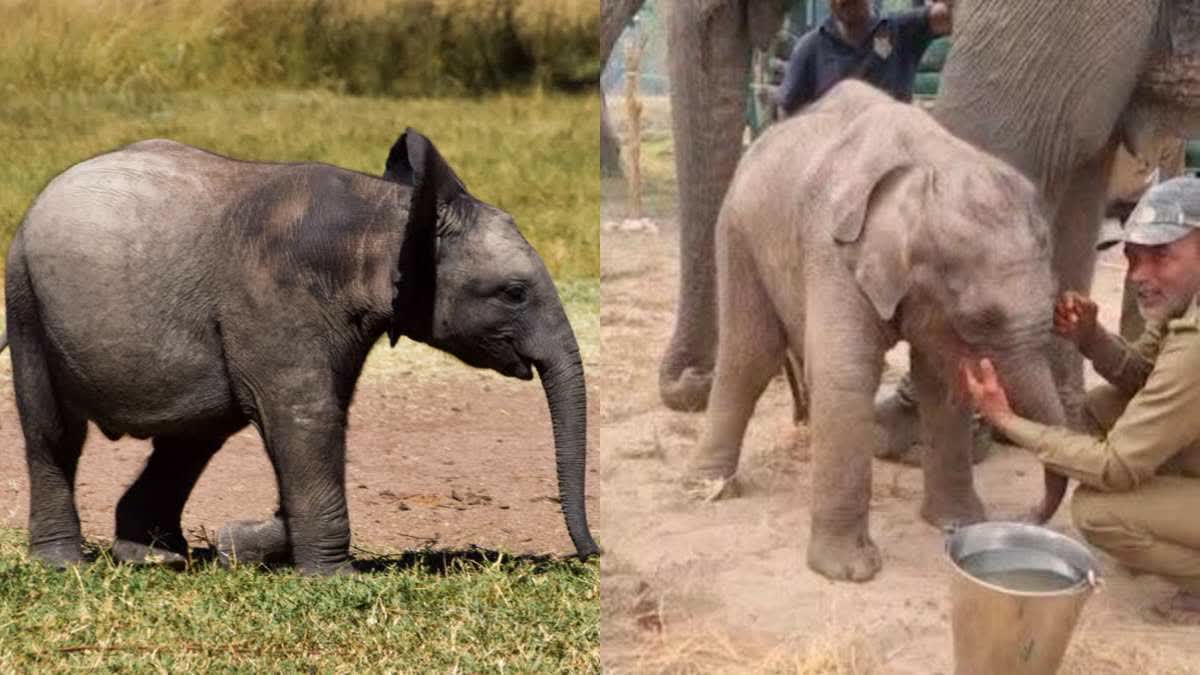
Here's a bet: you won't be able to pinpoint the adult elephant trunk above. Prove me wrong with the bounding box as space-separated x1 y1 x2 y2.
993 354 1070 524
531 324 598 558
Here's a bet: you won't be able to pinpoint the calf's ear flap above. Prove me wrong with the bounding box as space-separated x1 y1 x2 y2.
384 128 468 228
385 128 468 347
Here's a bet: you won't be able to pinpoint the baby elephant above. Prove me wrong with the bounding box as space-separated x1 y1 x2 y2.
690 81 1067 582
7 130 597 574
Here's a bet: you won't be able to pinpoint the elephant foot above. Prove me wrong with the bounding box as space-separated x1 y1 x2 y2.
682 447 741 501
920 493 986 530
29 539 85 569
659 366 713 412
217 518 291 568
111 539 188 570
807 525 882 582
683 475 740 502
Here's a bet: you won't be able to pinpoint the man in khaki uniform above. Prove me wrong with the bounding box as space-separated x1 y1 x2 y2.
1105 137 1190 341
965 176 1200 624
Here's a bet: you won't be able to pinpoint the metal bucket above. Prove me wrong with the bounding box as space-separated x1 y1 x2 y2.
946 522 1100 675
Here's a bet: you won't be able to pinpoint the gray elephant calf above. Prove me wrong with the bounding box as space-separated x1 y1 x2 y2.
7 130 597 574
691 81 1068 582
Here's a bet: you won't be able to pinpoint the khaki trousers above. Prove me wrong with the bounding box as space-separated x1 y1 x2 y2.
1069 385 1200 592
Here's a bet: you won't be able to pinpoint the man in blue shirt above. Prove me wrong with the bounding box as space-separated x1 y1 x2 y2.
776 0 953 116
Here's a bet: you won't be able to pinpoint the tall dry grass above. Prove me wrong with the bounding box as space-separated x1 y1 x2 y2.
0 0 599 96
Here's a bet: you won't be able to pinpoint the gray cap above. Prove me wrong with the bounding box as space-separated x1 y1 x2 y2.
1097 175 1200 250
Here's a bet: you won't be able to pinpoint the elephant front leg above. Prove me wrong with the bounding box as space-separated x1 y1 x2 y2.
910 350 985 528
258 404 354 575
805 330 885 582
807 393 883 582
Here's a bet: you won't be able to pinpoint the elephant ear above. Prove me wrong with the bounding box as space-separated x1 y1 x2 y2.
383 128 468 228
382 128 469 346
817 109 927 321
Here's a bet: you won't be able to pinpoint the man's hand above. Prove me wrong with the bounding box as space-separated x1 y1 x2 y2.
960 358 1014 426
929 1 952 36
1053 291 1100 347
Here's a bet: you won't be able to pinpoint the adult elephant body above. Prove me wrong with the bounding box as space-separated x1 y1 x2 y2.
601 0 1200 417
8 131 598 574
934 0 1200 429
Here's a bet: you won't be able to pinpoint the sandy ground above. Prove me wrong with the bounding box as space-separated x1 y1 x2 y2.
597 213 1200 672
0 344 600 561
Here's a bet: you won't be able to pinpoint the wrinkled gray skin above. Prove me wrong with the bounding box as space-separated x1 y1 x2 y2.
936 0 1200 432
698 82 1066 581
601 0 792 410
6 130 598 575
600 0 1200 411
601 0 1200 532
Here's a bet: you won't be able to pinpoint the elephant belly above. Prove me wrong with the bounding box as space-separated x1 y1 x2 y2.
54 354 243 440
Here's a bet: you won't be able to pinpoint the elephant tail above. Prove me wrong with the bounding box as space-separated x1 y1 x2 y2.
0 330 7 352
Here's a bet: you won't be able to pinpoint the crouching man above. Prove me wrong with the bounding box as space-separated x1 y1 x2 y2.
965 176 1200 624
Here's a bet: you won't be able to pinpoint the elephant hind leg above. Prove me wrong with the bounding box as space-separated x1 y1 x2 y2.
15 364 87 568
688 229 787 488
112 433 229 567
8 251 89 567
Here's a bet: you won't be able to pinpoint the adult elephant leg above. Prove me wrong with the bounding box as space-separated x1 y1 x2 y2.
1050 150 1114 429
112 433 229 566
687 227 786 493
804 303 885 582
910 350 985 528
659 2 752 411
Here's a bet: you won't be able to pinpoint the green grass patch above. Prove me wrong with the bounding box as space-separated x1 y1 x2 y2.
0 0 599 96
0 88 599 280
0 528 598 672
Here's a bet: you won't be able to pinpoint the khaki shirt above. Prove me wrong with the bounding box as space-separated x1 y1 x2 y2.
996 297 1200 492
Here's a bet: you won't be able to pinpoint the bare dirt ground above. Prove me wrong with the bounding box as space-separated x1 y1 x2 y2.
598 210 1200 672
0 340 599 560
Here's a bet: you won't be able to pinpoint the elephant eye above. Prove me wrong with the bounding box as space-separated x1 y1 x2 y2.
501 284 528 305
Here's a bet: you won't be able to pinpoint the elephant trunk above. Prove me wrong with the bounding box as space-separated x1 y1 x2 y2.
532 329 598 558
994 354 1069 523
